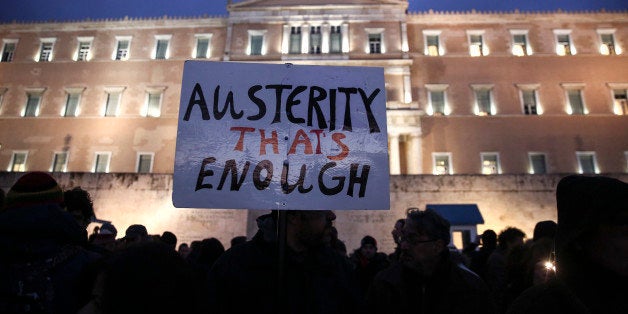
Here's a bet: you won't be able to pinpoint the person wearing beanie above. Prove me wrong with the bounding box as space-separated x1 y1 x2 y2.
0 172 101 313
508 175 628 314
349 235 389 298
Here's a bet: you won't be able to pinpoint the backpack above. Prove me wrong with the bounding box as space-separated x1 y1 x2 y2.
0 245 79 314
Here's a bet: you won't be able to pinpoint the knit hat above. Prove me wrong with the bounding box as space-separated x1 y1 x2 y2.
4 172 64 210
361 235 377 248
555 175 628 252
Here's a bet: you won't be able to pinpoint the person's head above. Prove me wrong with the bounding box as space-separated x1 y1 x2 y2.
400 208 450 275
123 224 149 244
177 243 191 259
480 229 497 249
4 171 64 210
497 227 526 251
360 235 378 259
533 220 557 242
63 187 96 230
195 238 225 268
230 236 247 248
392 218 405 245
286 210 336 252
160 231 177 251
556 175 628 277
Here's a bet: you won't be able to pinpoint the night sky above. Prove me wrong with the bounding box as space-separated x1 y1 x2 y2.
0 0 626 23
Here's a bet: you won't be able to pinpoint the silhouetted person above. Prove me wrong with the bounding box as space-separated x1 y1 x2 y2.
63 187 96 231
470 229 497 280
486 227 525 313
78 241 203 314
330 226 347 257
0 172 100 313
350 235 389 298
508 175 628 314
230 235 247 248
121 224 150 248
388 218 405 262
187 237 225 277
366 208 495 314
206 210 361 314
161 231 177 251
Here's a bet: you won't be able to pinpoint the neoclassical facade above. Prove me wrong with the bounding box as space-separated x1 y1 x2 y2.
1 0 627 177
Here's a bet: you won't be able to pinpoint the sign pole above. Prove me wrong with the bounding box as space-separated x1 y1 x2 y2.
277 210 287 314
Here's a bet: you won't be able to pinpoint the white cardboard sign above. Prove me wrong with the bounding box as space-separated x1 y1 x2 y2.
173 61 389 210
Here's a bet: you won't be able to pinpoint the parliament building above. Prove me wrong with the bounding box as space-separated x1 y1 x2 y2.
0 0 626 249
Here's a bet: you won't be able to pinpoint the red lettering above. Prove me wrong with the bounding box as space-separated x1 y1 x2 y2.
327 133 349 161
230 126 255 151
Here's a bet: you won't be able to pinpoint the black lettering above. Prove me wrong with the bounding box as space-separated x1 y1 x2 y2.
281 162 313 194
347 163 370 197
338 87 357 132
184 83 210 121
329 89 336 131
195 157 216 190
308 86 328 129
247 85 266 120
217 159 250 191
266 84 292 124
286 86 307 124
358 88 381 133
213 86 243 120
318 162 345 195
253 160 273 190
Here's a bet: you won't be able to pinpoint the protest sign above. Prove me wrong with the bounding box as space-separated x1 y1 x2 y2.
173 61 389 210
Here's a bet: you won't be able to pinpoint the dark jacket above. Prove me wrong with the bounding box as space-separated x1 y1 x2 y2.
206 213 362 314
366 252 496 314
349 250 390 297
0 204 100 314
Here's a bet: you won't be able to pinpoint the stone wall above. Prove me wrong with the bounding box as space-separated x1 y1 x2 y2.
1 172 626 254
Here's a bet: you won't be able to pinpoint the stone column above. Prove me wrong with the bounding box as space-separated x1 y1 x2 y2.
389 133 401 175
408 133 422 174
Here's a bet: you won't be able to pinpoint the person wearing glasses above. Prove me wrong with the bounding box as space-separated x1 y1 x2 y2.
366 208 496 314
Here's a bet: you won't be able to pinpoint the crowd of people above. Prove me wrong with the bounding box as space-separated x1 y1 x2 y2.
0 171 626 314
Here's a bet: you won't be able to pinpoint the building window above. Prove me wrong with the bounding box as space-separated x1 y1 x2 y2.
136 153 154 173
481 153 500 175
510 30 531 56
310 26 322 54
38 38 55 62
330 25 342 53
368 33 382 54
1 39 17 62
468 31 488 56
114 37 131 60
517 84 542 115
423 30 442 56
425 84 449 115
472 85 494 116
75 37 93 61
24 91 43 117
554 30 575 56
248 30 266 56
154 35 171 60
576 152 598 174
94 152 111 173
289 26 302 54
597 29 621 55
528 153 547 174
9 151 28 172
143 91 163 117
104 89 124 117
51 152 68 172
194 34 212 58
433 153 452 175
612 88 627 115
565 88 586 115
63 92 81 117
